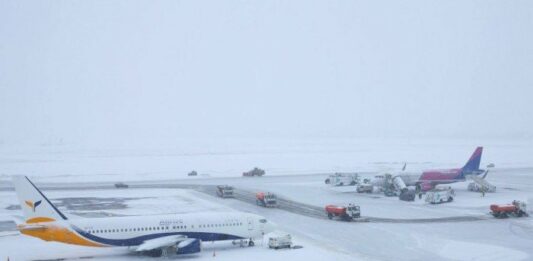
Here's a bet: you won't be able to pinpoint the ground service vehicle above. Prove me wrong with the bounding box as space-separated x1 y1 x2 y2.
268 234 292 249
425 187 455 204
490 201 528 218
467 182 496 193
325 204 360 221
114 182 129 189
256 192 278 207
357 183 373 193
243 167 265 177
216 185 234 198
325 173 358 186
399 189 416 201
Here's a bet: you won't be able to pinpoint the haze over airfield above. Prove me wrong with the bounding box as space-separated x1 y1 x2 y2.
1 1 532 148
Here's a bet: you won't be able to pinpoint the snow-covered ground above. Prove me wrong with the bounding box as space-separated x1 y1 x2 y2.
0 138 532 184
0 139 533 260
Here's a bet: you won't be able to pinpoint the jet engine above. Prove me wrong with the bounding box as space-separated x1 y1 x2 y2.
176 238 201 255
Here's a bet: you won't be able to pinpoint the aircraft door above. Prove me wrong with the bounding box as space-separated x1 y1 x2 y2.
247 216 254 231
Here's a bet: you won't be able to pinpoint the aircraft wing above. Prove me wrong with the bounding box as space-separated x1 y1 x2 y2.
135 235 188 251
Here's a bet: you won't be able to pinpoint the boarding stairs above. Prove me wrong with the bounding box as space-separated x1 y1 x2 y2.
466 175 496 192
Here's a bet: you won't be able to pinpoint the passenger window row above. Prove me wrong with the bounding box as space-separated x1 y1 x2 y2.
88 222 243 234
89 226 184 234
198 223 242 228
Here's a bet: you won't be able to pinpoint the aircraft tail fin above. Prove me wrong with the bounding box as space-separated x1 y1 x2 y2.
462 147 483 173
12 176 68 223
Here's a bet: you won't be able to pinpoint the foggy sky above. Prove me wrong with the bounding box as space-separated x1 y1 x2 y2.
1 1 532 146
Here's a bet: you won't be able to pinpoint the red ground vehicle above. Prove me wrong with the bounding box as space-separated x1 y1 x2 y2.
325 204 360 221
490 200 528 218
256 192 277 207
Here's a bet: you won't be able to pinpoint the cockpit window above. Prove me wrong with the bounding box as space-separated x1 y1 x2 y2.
259 219 267 223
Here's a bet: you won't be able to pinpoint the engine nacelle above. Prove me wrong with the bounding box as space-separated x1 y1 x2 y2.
176 238 201 255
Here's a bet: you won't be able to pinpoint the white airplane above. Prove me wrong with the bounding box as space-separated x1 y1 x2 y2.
12 176 275 257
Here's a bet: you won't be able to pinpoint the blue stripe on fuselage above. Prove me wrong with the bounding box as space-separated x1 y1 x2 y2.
72 226 244 246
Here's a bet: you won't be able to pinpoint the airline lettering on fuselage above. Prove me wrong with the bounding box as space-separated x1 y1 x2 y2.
159 219 184 226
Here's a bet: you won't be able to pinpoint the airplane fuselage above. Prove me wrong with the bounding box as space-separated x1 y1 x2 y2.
19 212 272 247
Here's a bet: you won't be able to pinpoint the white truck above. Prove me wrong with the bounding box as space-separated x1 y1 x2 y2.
425 187 455 204
357 183 374 193
325 173 358 186
268 234 292 249
216 185 234 198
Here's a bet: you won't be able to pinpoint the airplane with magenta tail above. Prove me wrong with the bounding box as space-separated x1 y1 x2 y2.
392 147 489 191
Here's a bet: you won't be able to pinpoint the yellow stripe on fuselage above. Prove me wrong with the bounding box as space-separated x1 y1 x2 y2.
26 217 56 223
19 222 105 247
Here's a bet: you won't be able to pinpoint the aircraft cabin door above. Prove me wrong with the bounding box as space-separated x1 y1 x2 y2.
247 217 254 231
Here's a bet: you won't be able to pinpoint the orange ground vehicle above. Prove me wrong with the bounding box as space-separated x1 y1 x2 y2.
490 200 528 218
325 204 360 221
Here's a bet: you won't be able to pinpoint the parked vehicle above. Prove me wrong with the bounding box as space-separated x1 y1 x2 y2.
467 182 496 193
216 185 234 198
490 200 528 218
187 170 198 176
114 182 129 189
399 189 416 201
325 204 361 221
425 187 455 204
357 183 374 193
268 234 292 249
256 192 278 207
243 167 265 177
325 173 358 186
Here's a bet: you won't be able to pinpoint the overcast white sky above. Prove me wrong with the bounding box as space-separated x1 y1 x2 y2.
1 1 532 147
